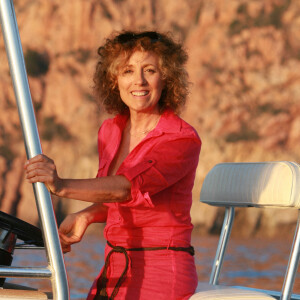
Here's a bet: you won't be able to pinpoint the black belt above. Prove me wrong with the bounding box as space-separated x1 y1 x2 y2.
93 241 194 300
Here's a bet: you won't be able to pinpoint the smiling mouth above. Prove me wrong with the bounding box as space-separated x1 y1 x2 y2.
131 91 149 96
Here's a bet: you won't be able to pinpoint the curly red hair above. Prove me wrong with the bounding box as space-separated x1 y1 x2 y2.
93 31 189 115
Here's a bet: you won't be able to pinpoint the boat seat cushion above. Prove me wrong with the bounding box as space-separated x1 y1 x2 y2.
189 283 276 299
200 161 300 208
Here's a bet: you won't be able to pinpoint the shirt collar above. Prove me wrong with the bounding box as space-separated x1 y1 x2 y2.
155 109 182 134
113 113 129 129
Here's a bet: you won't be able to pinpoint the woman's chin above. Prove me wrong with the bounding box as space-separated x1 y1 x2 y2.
128 105 159 115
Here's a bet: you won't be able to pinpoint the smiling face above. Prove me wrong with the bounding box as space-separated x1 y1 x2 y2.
117 51 164 114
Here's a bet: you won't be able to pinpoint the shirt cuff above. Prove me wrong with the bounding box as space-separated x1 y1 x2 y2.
118 160 156 208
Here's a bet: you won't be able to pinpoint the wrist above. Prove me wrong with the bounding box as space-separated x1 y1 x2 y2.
75 210 94 226
51 177 65 197
80 204 108 224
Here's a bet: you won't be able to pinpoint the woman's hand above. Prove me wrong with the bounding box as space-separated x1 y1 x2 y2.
24 154 62 195
58 213 89 253
59 204 108 253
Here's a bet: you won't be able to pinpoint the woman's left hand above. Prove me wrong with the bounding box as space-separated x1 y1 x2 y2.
58 212 90 253
24 154 62 195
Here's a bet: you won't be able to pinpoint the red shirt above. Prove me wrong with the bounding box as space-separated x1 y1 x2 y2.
96 109 201 248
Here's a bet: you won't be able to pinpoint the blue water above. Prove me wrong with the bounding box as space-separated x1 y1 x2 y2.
7 231 300 299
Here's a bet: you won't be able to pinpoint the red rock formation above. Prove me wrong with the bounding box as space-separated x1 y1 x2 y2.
0 0 299 237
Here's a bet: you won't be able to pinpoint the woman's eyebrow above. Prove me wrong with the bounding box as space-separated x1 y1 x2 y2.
120 63 157 70
143 63 156 68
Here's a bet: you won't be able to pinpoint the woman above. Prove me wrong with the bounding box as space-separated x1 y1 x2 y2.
25 31 201 300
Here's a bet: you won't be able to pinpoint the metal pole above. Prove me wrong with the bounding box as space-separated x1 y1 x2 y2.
209 207 235 285
281 212 300 300
0 0 69 299
0 267 52 279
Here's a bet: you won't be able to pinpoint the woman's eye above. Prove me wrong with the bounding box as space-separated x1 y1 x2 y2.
121 69 133 75
145 68 155 73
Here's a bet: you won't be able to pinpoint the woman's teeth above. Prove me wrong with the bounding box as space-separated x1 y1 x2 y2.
131 91 149 96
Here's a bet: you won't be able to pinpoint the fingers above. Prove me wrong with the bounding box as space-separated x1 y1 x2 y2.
58 213 88 254
26 161 55 172
59 232 81 254
25 163 56 182
24 154 61 194
59 231 82 244
25 162 53 174
61 244 71 253
24 155 55 174
24 154 53 167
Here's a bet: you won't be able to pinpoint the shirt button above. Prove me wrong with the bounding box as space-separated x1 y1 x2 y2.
148 160 153 163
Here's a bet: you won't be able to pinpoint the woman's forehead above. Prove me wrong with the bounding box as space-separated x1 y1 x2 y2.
129 51 159 64
118 50 160 68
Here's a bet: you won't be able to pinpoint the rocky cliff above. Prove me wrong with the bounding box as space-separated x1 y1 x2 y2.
0 0 299 237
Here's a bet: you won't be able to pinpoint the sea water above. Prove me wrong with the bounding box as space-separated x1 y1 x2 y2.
7 232 300 299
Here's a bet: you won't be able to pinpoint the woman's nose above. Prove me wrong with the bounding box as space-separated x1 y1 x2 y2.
134 70 147 85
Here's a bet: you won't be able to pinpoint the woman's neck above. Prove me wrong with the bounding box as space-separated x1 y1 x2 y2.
128 110 161 137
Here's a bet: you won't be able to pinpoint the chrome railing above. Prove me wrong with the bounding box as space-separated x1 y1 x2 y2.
0 0 69 299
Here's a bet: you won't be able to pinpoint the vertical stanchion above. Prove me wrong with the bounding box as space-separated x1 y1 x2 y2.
281 213 300 300
0 0 69 299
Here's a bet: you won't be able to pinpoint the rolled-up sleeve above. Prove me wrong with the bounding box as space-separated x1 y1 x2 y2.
117 137 201 208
